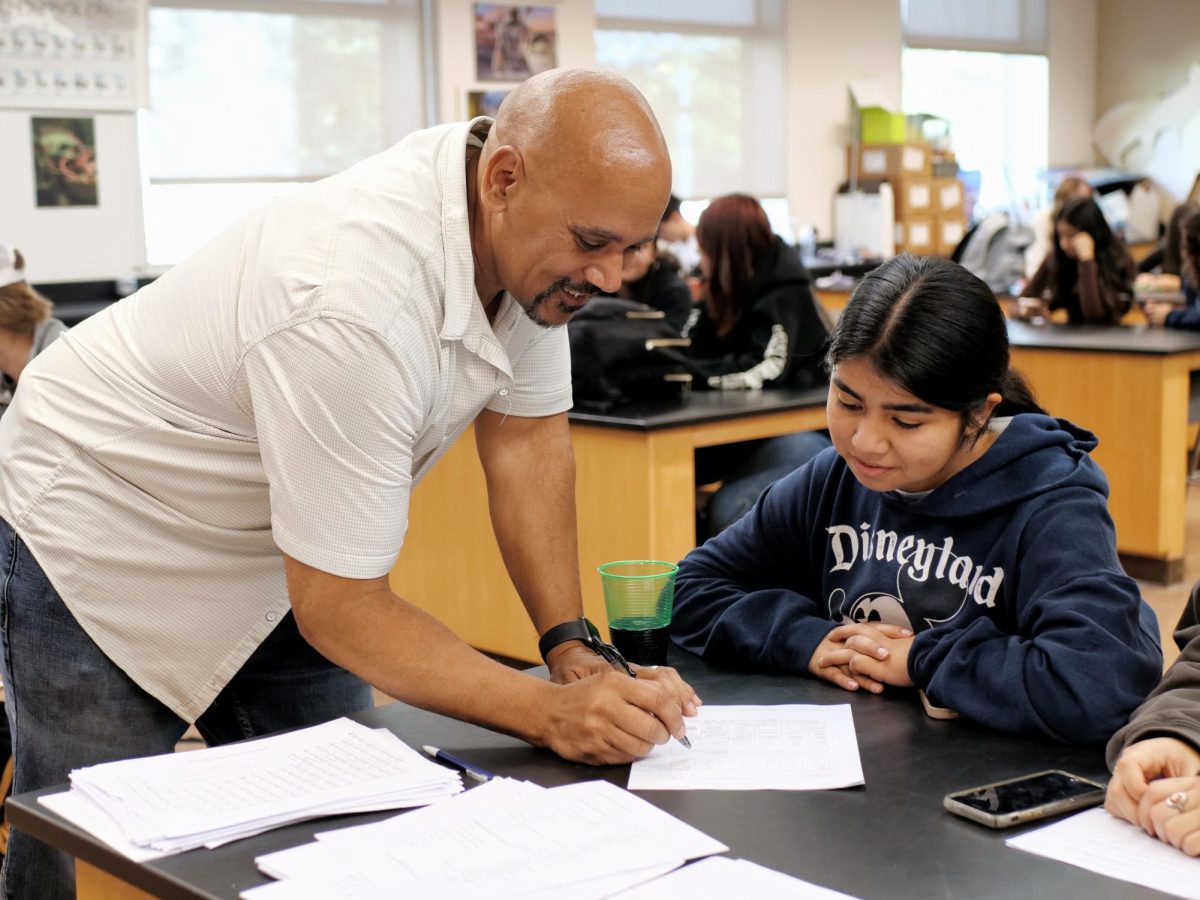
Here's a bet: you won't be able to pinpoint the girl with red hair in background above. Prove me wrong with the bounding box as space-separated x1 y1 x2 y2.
685 194 831 537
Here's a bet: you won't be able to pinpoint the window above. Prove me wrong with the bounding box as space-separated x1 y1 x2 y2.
594 0 786 205
901 49 1048 215
142 0 424 266
901 0 1049 216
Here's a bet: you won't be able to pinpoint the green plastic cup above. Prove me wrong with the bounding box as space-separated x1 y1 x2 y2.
597 560 679 666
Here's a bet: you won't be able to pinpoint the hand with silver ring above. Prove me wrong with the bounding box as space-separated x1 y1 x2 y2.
1137 776 1200 857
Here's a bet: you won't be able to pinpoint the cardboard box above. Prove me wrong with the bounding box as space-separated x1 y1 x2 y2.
934 214 967 257
894 215 936 256
932 177 965 215
847 142 932 181
892 177 934 218
860 107 907 144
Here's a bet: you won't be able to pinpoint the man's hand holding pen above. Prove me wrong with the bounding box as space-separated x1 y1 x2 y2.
536 668 698 765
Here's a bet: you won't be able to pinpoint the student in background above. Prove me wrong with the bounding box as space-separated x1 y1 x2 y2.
684 193 832 537
1025 175 1093 278
1144 207 1200 329
605 240 692 333
1136 202 1196 276
671 255 1162 743
657 193 701 276
1106 584 1200 857
0 242 66 419
1018 196 1134 325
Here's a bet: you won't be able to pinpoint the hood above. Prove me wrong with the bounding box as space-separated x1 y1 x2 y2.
883 414 1105 518
749 236 811 295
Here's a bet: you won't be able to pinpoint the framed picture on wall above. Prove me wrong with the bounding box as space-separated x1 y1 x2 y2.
473 4 557 83
31 116 99 207
466 89 511 119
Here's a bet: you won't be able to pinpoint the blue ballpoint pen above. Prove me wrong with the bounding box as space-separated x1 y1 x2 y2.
422 745 496 783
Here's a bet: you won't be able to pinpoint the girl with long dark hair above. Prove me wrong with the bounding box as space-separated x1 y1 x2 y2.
1019 196 1135 325
671 255 1161 743
1145 207 1200 329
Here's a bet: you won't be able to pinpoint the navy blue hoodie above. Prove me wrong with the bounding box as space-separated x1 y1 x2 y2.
671 414 1163 744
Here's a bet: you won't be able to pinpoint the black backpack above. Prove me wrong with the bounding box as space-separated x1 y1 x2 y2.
568 298 693 413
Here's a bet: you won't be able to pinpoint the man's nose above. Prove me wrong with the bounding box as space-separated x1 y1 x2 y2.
584 251 624 294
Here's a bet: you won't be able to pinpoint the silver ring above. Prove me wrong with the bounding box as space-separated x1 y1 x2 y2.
1165 790 1190 812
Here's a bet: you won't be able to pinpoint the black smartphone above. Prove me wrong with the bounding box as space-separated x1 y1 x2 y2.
943 769 1107 829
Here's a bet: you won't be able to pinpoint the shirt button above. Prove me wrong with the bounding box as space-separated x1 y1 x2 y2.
266 611 278 622
497 387 510 397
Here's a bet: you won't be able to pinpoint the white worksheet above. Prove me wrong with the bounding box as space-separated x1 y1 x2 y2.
628 704 864 791
1006 807 1200 899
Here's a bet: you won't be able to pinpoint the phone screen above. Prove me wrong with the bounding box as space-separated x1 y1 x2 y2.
952 772 1101 816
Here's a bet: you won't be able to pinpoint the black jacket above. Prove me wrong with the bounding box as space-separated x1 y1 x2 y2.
612 259 693 334
684 237 828 389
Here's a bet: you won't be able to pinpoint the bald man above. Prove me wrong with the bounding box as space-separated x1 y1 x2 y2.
0 68 698 899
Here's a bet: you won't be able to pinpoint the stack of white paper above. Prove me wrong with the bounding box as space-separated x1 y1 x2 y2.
40 718 462 858
241 778 729 899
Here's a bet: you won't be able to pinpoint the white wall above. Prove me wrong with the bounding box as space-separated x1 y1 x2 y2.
1047 0 1097 167
784 0 902 237
0 110 145 282
1096 0 1200 113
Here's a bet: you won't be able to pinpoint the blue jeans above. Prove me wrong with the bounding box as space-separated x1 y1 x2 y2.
698 431 832 538
0 517 372 900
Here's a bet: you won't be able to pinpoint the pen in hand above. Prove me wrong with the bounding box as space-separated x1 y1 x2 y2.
594 639 692 750
422 745 496 783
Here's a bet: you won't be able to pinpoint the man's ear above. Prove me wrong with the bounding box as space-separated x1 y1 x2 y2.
480 146 522 212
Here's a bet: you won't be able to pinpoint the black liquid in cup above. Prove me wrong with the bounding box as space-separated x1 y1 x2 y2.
609 619 670 666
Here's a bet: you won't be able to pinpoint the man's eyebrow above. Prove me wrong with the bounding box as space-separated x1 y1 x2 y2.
831 377 934 413
573 226 657 248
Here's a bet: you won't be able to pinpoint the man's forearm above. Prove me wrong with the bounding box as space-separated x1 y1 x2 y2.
286 563 555 743
475 410 585 636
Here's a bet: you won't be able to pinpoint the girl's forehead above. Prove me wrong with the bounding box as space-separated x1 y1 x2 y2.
831 359 920 402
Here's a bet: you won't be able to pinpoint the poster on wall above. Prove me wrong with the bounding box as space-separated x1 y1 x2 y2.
32 116 98 207
0 0 148 111
473 4 557 83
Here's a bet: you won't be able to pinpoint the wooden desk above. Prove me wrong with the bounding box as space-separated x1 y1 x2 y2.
8 653 1164 900
390 387 828 662
814 288 851 319
1008 321 1200 583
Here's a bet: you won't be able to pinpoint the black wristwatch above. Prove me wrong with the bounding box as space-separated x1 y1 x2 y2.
537 617 635 676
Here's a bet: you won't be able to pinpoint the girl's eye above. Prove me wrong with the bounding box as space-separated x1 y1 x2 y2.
836 399 860 412
893 419 921 431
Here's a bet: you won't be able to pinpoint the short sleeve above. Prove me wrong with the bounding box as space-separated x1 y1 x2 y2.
242 317 429 578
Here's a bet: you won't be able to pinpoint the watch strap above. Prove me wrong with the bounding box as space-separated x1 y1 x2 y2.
537 617 636 676
537 617 597 662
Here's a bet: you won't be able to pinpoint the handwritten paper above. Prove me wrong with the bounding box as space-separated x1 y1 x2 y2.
628 705 864 791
